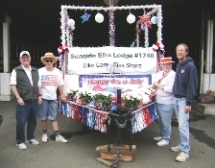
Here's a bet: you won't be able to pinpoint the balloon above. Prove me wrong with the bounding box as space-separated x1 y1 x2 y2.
141 24 145 30
95 12 104 23
127 13 136 24
71 25 75 31
151 16 158 24
67 19 75 27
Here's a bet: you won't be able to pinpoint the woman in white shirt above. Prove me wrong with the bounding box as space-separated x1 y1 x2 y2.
153 57 176 146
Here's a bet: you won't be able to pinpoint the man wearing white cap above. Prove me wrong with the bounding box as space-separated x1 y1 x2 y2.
10 51 40 150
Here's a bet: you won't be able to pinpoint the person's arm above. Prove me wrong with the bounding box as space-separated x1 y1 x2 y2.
37 86 42 105
58 85 67 101
186 65 198 106
37 69 43 104
57 69 66 101
10 85 21 99
10 69 24 106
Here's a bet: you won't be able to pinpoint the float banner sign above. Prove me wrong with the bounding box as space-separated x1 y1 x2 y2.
79 74 152 93
67 47 157 74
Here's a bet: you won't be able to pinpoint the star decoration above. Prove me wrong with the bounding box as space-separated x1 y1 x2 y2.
138 14 152 28
80 12 91 23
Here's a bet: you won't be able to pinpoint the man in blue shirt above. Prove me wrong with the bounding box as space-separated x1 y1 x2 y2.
172 43 198 162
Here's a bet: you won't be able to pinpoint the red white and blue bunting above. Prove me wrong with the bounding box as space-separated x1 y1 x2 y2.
59 101 157 134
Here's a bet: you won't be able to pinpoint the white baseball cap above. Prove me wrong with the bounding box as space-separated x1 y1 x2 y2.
20 51 30 58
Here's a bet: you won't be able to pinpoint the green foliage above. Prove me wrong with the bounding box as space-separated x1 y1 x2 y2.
79 91 93 103
123 95 142 108
92 93 113 109
67 89 78 99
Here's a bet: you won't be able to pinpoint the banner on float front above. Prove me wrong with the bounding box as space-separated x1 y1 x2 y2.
67 47 157 74
78 74 152 93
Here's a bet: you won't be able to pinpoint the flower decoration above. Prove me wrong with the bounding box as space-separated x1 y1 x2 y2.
152 42 165 53
92 92 113 110
138 13 152 29
76 89 93 104
122 92 143 109
67 89 79 101
57 45 69 69
80 12 91 23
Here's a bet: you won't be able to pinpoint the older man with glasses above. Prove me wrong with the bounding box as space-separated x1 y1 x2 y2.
37 52 68 143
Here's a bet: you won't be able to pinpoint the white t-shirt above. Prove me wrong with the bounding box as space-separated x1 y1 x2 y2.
38 67 64 100
155 70 176 104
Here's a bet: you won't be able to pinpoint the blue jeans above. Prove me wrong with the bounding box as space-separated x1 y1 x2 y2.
38 99 58 120
16 101 38 144
156 103 174 141
174 97 190 154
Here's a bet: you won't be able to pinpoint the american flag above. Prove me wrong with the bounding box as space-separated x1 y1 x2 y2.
41 75 58 86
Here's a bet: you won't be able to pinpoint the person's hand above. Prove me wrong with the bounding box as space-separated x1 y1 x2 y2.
60 95 67 102
153 82 162 90
38 96 42 105
17 97 25 106
185 105 191 113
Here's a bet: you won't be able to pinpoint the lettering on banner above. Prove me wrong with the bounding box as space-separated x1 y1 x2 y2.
86 78 144 86
134 53 155 58
113 53 133 59
113 62 142 68
70 54 96 59
98 53 112 58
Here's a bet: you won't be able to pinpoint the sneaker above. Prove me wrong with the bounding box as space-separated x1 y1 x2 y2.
56 135 68 143
153 136 162 141
157 139 169 146
171 145 180 152
16 143 27 150
175 152 189 162
42 134 48 142
26 139 40 145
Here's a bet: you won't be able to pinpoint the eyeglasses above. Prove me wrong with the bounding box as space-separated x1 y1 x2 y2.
45 60 53 63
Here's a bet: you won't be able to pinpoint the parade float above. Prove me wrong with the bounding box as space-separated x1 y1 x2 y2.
58 1 164 167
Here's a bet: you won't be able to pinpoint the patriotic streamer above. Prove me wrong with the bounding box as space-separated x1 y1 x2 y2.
152 42 165 71
60 101 156 134
108 11 115 46
138 13 152 29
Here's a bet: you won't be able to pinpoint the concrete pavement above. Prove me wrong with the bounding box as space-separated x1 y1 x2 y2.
0 100 215 168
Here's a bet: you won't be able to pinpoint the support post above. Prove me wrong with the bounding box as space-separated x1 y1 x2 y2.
3 15 11 73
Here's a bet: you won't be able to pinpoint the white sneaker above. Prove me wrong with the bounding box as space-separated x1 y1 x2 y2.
56 135 68 143
157 139 169 146
175 152 189 162
153 136 162 141
26 139 40 145
42 134 48 142
171 145 180 152
16 143 27 150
